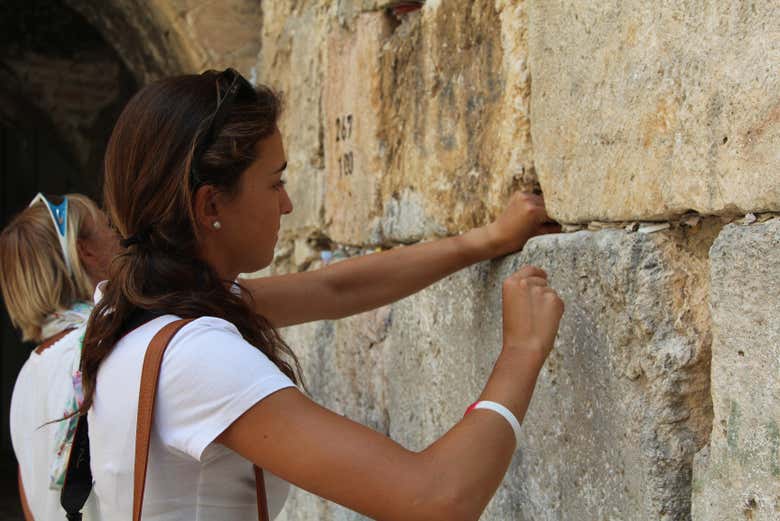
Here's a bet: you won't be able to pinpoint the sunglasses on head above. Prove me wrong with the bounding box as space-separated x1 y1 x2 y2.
190 68 257 187
29 192 72 274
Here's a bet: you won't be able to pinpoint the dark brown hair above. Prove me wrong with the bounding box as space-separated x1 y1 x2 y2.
78 72 299 415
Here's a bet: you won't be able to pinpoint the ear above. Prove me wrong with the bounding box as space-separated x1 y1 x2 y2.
192 184 222 233
76 235 101 284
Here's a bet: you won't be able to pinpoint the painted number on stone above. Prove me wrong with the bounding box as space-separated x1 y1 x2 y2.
335 114 353 142
335 114 354 176
338 152 354 177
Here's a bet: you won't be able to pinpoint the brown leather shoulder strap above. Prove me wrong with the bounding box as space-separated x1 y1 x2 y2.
133 319 192 521
254 465 269 521
133 318 269 521
34 327 75 355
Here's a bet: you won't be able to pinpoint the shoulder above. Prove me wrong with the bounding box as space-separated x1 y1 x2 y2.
19 325 84 376
44 325 86 355
179 316 242 336
166 316 248 353
160 316 287 379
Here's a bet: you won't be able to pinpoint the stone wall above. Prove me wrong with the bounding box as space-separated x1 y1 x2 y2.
65 1 777 519
248 2 778 520
692 219 780 521
248 2 779 520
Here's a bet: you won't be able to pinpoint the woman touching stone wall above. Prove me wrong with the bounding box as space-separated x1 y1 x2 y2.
251 2 779 520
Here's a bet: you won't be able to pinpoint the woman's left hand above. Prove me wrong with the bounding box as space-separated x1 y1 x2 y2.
482 191 561 257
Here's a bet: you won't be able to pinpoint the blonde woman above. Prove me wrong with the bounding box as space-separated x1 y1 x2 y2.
0 193 118 520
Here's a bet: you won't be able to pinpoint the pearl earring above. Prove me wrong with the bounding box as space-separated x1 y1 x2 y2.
212 221 222 230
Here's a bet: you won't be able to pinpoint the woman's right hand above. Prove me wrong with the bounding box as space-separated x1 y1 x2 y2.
475 265 565 424
501 265 564 360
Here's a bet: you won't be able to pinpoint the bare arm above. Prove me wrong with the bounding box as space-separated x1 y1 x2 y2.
242 193 559 327
219 266 563 521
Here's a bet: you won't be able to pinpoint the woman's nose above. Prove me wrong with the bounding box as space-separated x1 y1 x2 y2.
281 187 293 215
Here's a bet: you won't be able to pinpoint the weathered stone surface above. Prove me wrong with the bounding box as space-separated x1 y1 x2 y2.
178 0 262 73
692 219 780 521
323 12 393 244
65 0 200 81
296 1 534 246
528 1 780 223
374 0 536 243
278 229 713 520
502 229 714 521
259 1 329 241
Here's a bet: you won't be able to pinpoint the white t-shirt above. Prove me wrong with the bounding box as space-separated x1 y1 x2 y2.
10 325 100 520
89 315 296 521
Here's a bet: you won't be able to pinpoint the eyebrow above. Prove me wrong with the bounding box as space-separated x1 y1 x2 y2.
271 161 287 175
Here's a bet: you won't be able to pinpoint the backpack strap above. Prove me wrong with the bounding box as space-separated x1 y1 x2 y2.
56 325 90 520
60 415 92 520
60 310 161 520
133 318 270 521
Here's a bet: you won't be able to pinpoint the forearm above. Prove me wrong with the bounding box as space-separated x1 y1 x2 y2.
419 349 545 520
322 226 501 319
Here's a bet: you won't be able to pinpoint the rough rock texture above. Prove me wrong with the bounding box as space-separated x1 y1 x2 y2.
278 229 714 520
692 219 780 521
382 0 535 239
378 0 536 241
272 1 535 247
528 0 780 223
323 12 393 244
259 1 329 242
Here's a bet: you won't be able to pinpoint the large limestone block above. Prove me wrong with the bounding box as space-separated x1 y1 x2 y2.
177 0 263 73
376 0 536 243
528 1 780 223
323 12 393 244
500 230 712 521
278 228 713 520
692 219 780 521
317 2 534 246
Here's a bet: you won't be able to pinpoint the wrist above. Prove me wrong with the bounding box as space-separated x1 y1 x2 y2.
479 348 545 426
462 224 503 261
454 226 500 264
496 345 548 372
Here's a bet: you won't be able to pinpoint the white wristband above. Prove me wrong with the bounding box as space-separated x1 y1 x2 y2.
472 401 522 446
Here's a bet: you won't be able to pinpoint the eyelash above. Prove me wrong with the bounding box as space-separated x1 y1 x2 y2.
273 179 287 191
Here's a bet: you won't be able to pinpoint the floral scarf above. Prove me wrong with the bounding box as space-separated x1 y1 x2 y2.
40 301 92 490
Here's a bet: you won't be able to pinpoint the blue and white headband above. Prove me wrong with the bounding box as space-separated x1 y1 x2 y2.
29 193 72 274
